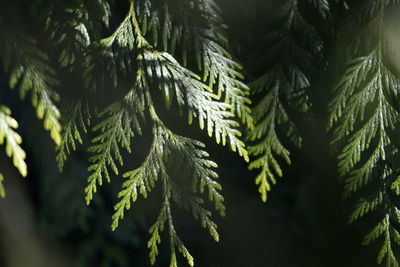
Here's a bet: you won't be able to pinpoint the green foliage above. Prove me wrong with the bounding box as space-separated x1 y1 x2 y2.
247 0 323 201
56 99 91 171
0 1 249 264
0 105 27 197
0 4 62 145
7 39 61 146
113 118 223 267
45 0 110 69
329 1 400 265
85 88 144 205
0 105 27 178
5 0 400 266
48 0 248 266
111 120 225 231
135 0 253 129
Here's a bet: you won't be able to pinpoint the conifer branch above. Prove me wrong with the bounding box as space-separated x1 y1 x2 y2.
135 0 253 129
0 5 61 145
85 86 144 204
56 99 91 171
247 83 298 202
87 0 248 160
247 0 323 201
5 36 62 145
330 2 400 264
0 105 27 179
112 87 223 266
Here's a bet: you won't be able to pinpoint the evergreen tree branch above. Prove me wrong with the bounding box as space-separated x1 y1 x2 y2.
85 85 144 204
113 88 223 266
135 0 253 129
330 2 400 264
56 99 91 171
0 105 27 179
0 105 27 198
247 0 323 201
5 36 61 145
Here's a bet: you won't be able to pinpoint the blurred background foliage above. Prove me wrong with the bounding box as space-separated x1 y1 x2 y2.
0 0 382 266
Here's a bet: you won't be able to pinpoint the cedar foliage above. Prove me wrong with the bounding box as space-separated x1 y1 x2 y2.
2 0 400 266
1 0 249 266
328 1 400 265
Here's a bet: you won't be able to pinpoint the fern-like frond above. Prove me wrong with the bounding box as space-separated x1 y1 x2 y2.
76 2 242 266
85 88 144 204
330 2 400 263
148 195 168 265
113 102 223 266
170 186 220 242
85 0 248 162
185 84 248 161
196 36 253 129
111 122 166 230
247 0 324 201
135 0 253 129
45 2 96 72
56 99 91 171
0 105 27 178
148 189 194 267
330 46 400 194
46 5 88 67
247 83 300 201
329 50 379 131
84 6 138 90
362 213 400 267
46 0 110 50
0 3 61 144
349 191 383 223
142 48 248 161
174 139 225 217
3 33 62 145
331 50 400 263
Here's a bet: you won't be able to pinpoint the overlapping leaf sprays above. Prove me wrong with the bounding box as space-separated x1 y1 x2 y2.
0 1 61 193
4 0 400 266
247 0 324 201
53 0 250 266
329 1 400 265
247 0 400 264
